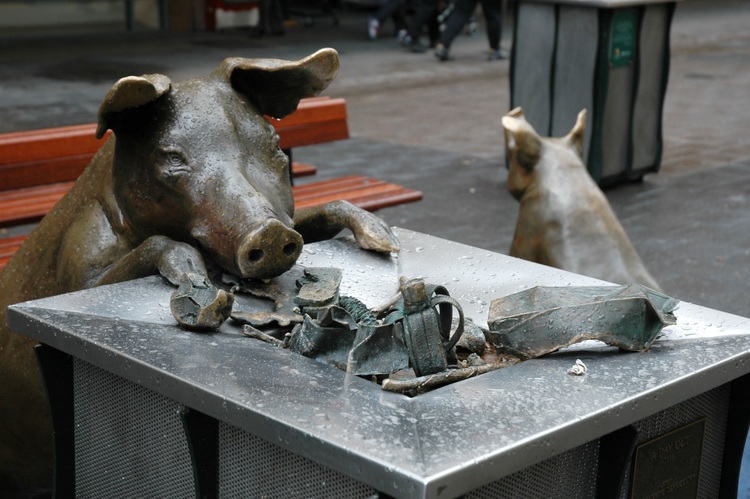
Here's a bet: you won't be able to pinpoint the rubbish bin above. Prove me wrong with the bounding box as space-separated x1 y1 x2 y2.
510 0 678 185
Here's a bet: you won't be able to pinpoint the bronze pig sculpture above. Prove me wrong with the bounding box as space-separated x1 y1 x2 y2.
0 48 399 495
502 107 661 291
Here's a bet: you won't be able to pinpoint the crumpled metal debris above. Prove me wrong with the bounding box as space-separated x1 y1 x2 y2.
294 267 342 309
287 294 409 376
171 272 234 329
281 273 478 386
455 317 487 355
288 311 357 371
487 284 678 359
228 266 341 328
385 277 465 377
381 361 510 396
225 267 304 327
567 359 587 376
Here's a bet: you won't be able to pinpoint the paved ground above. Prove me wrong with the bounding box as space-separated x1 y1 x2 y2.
0 0 749 319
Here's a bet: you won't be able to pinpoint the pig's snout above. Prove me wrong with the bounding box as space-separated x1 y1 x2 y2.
237 219 303 279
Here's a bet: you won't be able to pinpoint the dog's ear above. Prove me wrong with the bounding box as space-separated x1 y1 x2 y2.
502 108 542 172
563 109 586 159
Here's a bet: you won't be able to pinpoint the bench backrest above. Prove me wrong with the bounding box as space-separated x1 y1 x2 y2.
0 97 348 192
0 125 109 191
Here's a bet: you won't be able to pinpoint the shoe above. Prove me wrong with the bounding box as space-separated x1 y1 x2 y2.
367 17 379 40
434 43 453 61
407 40 428 53
488 49 509 60
396 29 408 43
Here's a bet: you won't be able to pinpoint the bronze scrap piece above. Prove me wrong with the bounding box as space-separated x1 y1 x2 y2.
171 272 234 330
487 284 678 359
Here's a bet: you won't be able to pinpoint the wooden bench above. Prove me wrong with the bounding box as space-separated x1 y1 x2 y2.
0 97 422 272
0 95 346 197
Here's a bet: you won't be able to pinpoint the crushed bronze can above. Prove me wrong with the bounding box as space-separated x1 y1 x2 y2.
391 277 465 377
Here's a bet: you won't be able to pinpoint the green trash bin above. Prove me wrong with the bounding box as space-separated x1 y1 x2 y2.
510 0 678 185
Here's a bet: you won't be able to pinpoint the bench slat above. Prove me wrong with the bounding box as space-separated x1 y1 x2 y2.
0 182 74 226
0 235 26 255
0 125 108 164
0 175 422 271
0 235 29 271
290 162 317 177
0 155 96 191
295 183 422 210
292 175 383 195
0 174 422 229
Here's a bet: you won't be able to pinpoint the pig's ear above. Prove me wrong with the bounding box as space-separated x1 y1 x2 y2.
219 48 339 119
96 74 172 138
563 109 587 158
502 108 542 172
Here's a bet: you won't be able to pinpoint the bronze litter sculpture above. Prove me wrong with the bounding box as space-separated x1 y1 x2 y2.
502 107 662 291
487 284 678 360
389 277 465 377
0 48 400 496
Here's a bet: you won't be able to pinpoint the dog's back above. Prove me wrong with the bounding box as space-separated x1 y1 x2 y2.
503 107 661 291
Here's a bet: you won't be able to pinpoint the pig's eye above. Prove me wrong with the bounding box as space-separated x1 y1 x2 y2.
166 152 185 166
159 150 190 181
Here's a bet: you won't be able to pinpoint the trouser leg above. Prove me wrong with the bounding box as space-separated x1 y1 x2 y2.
480 0 502 49
376 0 400 24
407 0 438 42
439 0 477 48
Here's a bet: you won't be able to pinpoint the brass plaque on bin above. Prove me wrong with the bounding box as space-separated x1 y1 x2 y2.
630 418 705 499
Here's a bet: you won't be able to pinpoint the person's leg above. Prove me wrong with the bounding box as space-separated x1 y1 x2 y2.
392 0 409 38
260 0 285 35
480 0 505 58
426 9 441 47
435 0 476 60
405 0 437 51
481 0 502 48
368 0 389 39
377 0 403 23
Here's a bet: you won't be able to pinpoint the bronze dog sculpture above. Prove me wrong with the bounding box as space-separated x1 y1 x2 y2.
502 107 661 291
0 48 399 495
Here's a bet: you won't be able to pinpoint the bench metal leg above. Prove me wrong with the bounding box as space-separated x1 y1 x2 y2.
35 344 75 499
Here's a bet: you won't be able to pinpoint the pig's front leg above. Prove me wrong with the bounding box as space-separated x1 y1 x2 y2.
294 200 400 253
96 235 207 286
96 236 233 330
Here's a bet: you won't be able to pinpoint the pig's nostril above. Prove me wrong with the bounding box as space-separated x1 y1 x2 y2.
248 249 264 262
237 222 303 278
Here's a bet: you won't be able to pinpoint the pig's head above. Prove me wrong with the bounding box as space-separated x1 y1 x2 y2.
95 49 339 279
502 107 587 200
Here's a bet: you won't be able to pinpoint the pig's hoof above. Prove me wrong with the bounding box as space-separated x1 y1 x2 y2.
171 273 234 330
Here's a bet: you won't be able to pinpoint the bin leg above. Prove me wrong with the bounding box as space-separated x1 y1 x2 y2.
181 407 219 499
35 344 75 498
719 373 750 498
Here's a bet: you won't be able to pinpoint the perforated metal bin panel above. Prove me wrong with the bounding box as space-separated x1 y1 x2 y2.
70 353 730 498
217 422 377 498
73 359 195 498
465 384 729 499
617 383 730 498
465 440 600 499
